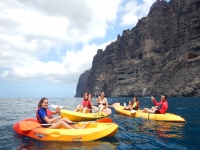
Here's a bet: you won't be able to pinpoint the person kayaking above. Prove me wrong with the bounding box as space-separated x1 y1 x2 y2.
95 91 108 111
124 97 140 110
37 97 86 129
74 92 92 113
143 94 168 114
88 93 99 112
88 93 92 102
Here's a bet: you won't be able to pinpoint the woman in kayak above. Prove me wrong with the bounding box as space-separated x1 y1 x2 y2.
95 91 108 111
88 93 92 102
88 93 99 112
37 97 86 129
74 92 92 113
124 97 140 110
143 94 168 114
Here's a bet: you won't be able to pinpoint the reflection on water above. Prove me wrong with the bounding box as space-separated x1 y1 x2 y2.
139 120 185 139
14 133 117 150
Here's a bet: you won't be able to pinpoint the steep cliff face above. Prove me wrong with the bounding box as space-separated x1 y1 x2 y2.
75 0 200 97
75 69 91 97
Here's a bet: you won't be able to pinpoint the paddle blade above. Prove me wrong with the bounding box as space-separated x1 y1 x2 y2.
20 121 41 131
102 108 112 115
131 110 137 114
111 102 120 107
97 118 112 123
51 104 66 109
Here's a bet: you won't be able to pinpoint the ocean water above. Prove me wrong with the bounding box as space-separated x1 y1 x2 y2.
0 97 199 150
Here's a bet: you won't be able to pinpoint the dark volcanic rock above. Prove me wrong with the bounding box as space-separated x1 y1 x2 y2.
74 69 91 97
75 0 200 97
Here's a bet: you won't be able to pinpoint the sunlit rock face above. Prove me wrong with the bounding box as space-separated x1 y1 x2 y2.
75 0 200 97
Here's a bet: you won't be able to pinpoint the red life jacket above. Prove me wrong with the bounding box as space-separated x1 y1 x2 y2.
82 99 92 109
152 99 168 114
36 107 53 123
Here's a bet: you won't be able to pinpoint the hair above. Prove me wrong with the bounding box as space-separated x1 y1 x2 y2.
38 97 48 108
162 94 167 99
101 91 105 95
83 92 89 97
133 97 138 101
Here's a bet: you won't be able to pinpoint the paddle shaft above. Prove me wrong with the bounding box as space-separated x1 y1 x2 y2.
51 103 119 109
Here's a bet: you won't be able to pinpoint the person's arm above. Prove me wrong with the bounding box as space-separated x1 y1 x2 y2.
95 96 101 103
38 109 61 124
51 107 60 115
151 97 159 106
43 115 61 124
90 101 93 106
105 98 108 108
81 100 84 107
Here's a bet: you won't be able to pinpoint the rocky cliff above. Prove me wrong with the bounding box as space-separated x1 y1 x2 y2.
75 0 200 97
75 69 91 97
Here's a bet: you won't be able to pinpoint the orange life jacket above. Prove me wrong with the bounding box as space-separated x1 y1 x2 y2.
36 107 53 123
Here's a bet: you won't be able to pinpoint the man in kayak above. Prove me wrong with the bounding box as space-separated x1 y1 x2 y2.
37 97 86 129
143 94 168 114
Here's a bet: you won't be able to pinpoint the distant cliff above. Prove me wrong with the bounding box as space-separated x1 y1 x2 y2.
75 0 200 97
74 69 91 97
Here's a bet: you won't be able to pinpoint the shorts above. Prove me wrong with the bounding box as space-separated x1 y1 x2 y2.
155 110 161 114
42 125 51 128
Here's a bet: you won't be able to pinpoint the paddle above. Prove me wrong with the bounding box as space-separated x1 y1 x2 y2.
51 104 112 115
51 104 92 110
20 118 113 131
110 102 120 107
131 110 137 114
51 103 120 109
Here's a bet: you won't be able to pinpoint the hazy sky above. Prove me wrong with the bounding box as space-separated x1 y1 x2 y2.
0 0 169 98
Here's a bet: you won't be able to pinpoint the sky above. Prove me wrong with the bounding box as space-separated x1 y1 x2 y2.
0 0 169 98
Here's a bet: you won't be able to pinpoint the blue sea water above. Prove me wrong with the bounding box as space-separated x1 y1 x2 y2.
0 97 199 150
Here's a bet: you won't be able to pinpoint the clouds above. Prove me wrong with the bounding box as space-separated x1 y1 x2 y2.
0 0 159 85
120 0 156 26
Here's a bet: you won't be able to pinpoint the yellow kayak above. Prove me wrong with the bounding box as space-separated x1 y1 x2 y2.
60 108 111 122
114 106 185 122
13 118 118 141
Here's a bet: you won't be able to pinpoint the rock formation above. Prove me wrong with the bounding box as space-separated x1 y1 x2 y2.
74 69 91 97
75 0 200 97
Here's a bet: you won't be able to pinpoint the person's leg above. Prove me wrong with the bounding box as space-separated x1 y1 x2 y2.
50 121 74 129
74 105 82 112
151 106 157 111
59 117 73 123
70 124 87 129
50 118 86 129
128 105 132 110
56 117 86 129
92 106 99 112
143 108 155 113
123 106 129 110
82 107 88 113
